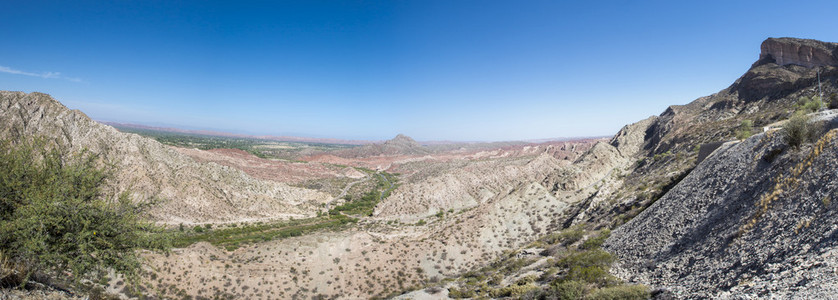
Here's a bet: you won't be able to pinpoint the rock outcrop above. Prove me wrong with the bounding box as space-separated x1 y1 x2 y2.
0 91 330 223
759 37 838 68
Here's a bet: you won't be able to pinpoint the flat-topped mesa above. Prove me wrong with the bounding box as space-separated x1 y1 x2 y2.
759 37 838 68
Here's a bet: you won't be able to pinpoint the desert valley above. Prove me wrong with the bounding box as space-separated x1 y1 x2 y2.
3 37 838 299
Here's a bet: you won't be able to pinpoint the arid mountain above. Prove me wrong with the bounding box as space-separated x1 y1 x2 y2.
0 91 331 223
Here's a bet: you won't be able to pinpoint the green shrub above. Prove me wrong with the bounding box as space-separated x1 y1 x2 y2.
546 280 588 300
564 265 616 286
783 113 814 148
0 139 167 287
488 273 503 285
580 229 611 250
587 284 650 300
736 119 754 140
447 287 474 298
557 249 614 269
515 275 537 286
542 226 585 246
488 283 538 298
797 96 823 113
555 249 616 286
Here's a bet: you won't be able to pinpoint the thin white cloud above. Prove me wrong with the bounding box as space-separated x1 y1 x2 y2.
0 65 82 82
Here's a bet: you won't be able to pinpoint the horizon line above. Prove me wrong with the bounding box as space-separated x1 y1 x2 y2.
98 120 610 145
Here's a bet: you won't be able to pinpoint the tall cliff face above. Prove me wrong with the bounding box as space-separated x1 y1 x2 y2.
0 91 331 223
759 37 838 68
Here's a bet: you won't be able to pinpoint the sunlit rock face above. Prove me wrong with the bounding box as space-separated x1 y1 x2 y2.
759 37 838 68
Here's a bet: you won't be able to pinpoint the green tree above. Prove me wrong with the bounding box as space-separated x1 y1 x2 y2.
0 139 167 288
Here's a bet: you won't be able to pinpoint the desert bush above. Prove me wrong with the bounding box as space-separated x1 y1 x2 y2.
797 96 823 113
580 229 611 250
0 139 167 287
829 93 838 109
557 249 614 270
783 113 815 148
488 273 503 285
488 283 539 298
587 284 650 300
563 265 616 286
736 119 754 140
555 249 616 286
447 286 474 298
424 286 442 294
545 280 588 300
542 226 585 246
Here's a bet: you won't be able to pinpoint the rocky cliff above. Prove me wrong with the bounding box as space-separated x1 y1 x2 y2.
759 37 838 68
0 91 330 223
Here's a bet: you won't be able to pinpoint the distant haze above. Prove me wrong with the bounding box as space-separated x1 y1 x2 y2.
1 1 837 141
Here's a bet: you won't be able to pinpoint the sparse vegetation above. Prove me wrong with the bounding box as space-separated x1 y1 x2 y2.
445 226 647 299
796 96 824 114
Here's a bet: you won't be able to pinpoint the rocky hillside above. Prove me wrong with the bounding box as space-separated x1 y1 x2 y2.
395 37 838 299
597 37 838 298
373 118 651 220
605 119 838 298
0 91 330 223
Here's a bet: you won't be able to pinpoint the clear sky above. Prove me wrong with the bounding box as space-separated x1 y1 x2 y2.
2 1 838 141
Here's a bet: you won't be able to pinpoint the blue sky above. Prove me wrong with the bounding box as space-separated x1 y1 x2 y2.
2 1 838 141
